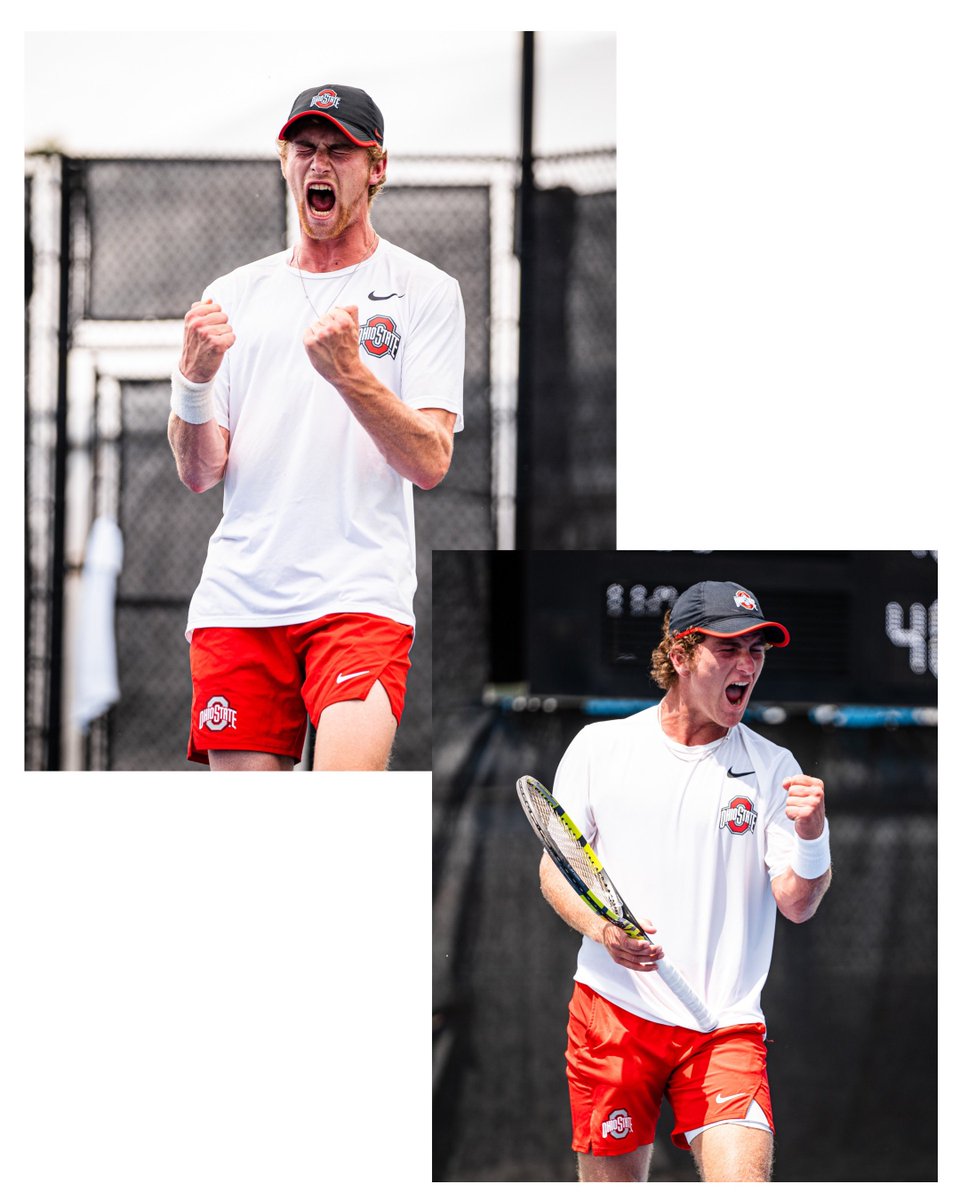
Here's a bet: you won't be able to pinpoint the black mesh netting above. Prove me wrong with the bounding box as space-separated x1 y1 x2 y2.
113 379 223 770
517 186 616 550
82 159 288 320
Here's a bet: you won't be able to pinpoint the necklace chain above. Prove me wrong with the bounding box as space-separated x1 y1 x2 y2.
295 235 378 322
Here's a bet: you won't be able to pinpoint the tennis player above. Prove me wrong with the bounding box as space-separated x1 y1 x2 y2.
542 581 831 1181
168 84 465 771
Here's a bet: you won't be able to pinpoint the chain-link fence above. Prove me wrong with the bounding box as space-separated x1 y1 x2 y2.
519 154 617 550
25 147 614 771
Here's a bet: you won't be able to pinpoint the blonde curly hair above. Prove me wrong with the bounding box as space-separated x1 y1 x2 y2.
649 612 705 691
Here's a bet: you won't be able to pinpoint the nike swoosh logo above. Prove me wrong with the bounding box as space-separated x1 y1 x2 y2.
336 670 370 685
368 291 404 301
716 1092 748 1104
727 768 756 778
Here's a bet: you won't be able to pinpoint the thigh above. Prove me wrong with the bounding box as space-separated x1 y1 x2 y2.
208 749 297 772
666 1023 773 1152
689 1123 773 1182
188 626 309 764
299 612 414 731
313 679 397 771
578 1145 653 1182
565 984 673 1160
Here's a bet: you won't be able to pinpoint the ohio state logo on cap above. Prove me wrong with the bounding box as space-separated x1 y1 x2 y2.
280 83 384 146
719 796 758 835
733 589 758 610
311 88 341 110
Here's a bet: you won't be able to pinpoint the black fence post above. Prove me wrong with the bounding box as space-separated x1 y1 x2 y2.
514 31 536 552
46 156 76 771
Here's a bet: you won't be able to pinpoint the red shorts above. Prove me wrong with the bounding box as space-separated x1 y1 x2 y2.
566 983 774 1154
187 612 414 764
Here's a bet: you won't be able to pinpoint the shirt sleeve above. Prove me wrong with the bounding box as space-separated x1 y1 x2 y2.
399 273 465 431
205 279 231 431
764 748 804 879
551 724 598 845
212 350 230 430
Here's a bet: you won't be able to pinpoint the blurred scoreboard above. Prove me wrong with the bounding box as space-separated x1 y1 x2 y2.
520 551 937 705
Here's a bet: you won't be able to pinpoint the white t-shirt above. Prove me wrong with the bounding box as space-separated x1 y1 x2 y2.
184 237 465 639
552 704 802 1030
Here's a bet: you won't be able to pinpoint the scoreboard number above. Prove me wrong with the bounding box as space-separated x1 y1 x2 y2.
886 600 938 677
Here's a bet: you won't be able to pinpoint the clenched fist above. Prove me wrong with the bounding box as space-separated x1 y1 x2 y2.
303 304 363 385
781 774 827 840
179 300 235 384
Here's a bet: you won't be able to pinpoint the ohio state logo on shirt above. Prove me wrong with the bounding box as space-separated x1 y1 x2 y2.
733 589 758 610
719 795 758 835
359 314 402 359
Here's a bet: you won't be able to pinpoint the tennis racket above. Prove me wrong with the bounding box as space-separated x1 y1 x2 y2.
516 774 718 1032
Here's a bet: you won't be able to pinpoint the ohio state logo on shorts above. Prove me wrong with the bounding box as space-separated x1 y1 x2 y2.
311 88 340 110
719 795 758 835
601 1108 634 1139
198 695 238 732
359 314 402 360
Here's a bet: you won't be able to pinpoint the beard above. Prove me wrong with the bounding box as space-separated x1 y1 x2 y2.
296 190 365 242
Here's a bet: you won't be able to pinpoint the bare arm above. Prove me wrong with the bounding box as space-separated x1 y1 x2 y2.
302 304 456 490
167 415 230 493
771 864 831 924
169 300 235 492
538 853 663 972
770 774 832 923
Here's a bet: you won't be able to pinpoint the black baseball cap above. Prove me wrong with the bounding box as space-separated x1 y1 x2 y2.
278 84 385 147
669 581 790 647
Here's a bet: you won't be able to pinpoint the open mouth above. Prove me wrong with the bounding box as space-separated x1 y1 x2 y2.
307 183 336 215
725 682 749 707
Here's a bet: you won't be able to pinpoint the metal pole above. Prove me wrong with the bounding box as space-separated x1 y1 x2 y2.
24 178 34 763
46 156 73 770
514 31 536 552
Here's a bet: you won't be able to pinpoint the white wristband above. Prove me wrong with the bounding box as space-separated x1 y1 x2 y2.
791 820 831 879
171 367 215 424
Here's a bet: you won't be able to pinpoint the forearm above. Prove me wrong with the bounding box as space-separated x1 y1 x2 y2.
167 412 228 493
539 854 607 944
538 854 663 972
775 775 832 922
333 365 453 489
773 865 832 923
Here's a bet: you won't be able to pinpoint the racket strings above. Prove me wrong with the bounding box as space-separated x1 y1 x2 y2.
519 779 623 916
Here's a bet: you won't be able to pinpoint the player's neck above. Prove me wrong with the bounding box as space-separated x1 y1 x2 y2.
658 692 731 747
293 220 379 274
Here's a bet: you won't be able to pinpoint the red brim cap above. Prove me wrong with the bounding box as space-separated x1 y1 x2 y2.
278 84 384 147
673 620 791 647
669 581 790 647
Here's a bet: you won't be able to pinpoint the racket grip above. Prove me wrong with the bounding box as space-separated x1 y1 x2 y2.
658 958 719 1032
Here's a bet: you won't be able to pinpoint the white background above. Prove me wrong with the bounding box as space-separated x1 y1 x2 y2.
8 4 955 1194
24 29 615 157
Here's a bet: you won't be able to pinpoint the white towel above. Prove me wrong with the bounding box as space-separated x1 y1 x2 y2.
71 516 124 732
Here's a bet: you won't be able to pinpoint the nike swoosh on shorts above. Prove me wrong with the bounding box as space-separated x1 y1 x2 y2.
336 670 370 684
